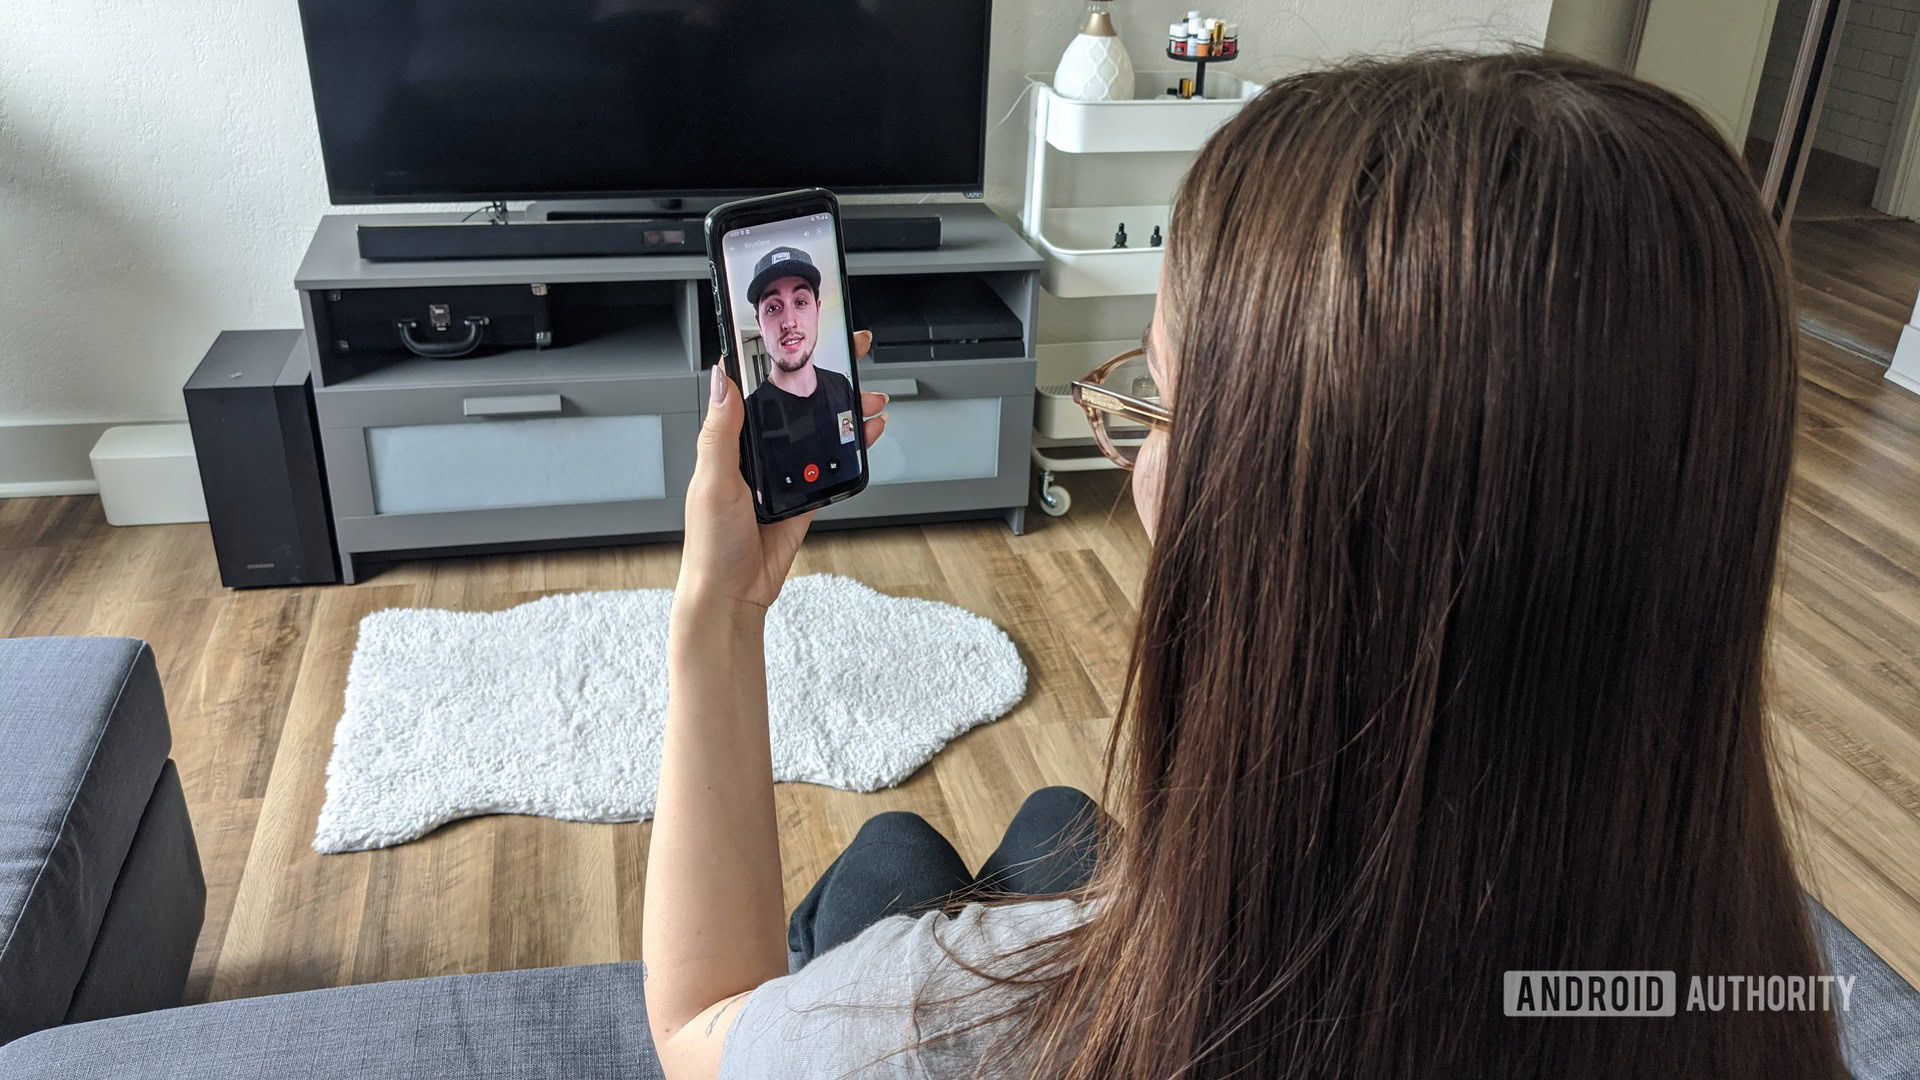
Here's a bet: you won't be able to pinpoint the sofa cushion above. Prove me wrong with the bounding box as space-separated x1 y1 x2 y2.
1810 899 1920 1080
0 637 172 1045
64 759 205 1025
0 962 662 1079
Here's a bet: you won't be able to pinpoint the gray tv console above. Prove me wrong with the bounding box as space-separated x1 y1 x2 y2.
293 204 1044 584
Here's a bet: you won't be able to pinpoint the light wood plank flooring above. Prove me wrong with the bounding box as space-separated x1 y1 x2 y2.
0 485 1140 1003
3 235 1918 1001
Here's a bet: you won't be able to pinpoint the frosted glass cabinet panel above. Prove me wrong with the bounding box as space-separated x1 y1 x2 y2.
865 398 1003 487
367 415 666 515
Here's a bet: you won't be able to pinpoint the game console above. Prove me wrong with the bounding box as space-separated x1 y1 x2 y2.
849 277 1024 363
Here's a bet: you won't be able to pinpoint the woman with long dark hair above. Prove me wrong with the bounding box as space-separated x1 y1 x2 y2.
642 52 1851 1078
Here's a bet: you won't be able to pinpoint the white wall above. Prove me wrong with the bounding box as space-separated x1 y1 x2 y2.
1634 0 1783 144
0 0 1546 488
1544 0 1642 69
1752 0 1920 166
1822 0 1918 166
1889 287 1920 395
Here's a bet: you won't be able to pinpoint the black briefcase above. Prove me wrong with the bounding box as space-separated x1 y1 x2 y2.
321 284 553 361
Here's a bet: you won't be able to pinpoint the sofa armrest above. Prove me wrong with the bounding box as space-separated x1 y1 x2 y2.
0 637 176 1045
1811 900 1920 1079
0 963 662 1080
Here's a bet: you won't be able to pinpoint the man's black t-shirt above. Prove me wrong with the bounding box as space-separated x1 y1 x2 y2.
745 367 861 510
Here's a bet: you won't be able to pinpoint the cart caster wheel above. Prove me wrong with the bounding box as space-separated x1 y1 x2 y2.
1039 480 1072 517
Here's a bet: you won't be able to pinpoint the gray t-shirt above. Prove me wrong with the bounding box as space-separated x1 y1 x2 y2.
720 899 1089 1078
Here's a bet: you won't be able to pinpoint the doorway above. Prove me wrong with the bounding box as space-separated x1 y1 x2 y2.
1747 0 1920 222
1722 0 1920 368
1550 0 1920 375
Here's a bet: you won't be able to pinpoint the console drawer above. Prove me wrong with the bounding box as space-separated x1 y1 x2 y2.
314 372 701 430
331 494 690 555
824 355 1034 522
851 355 1032 402
324 405 698 554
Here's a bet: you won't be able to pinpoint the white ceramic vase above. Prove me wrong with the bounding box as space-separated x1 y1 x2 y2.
1053 6 1135 103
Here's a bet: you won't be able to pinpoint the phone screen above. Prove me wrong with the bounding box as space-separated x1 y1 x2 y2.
720 212 863 517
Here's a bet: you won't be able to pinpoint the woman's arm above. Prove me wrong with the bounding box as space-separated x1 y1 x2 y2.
645 339 886 1077
646 594 785 1062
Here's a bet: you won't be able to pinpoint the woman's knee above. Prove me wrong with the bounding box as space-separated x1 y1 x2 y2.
1014 786 1097 831
1001 787 1102 864
852 809 944 848
845 811 971 884
829 810 972 913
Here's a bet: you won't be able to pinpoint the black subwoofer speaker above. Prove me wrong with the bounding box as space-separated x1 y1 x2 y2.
183 331 339 588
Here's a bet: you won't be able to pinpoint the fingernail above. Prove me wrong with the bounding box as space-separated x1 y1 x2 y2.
710 364 726 403
877 393 891 408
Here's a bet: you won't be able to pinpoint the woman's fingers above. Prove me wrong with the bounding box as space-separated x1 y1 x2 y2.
695 365 743 480
859 388 889 450
852 331 887 441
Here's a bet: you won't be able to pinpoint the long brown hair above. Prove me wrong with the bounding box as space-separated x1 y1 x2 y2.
935 51 1844 1078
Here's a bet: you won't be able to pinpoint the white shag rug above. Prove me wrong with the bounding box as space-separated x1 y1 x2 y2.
315 574 1027 853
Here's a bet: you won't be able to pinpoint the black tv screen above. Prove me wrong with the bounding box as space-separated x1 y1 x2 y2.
296 1 992 203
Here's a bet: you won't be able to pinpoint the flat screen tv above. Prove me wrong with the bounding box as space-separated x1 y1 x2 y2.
295 1 993 204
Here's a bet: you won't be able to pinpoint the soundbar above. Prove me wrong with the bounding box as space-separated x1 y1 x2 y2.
356 215 942 262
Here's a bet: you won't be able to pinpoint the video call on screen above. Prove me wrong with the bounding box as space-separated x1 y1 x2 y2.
724 215 862 515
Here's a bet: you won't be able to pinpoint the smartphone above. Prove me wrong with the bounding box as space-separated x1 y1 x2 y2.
705 189 870 524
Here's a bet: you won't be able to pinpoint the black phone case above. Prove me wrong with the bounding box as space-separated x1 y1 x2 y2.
705 189 871 525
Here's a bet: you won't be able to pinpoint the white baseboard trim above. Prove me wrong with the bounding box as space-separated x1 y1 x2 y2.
0 419 178 499
1889 325 1920 398
0 480 99 499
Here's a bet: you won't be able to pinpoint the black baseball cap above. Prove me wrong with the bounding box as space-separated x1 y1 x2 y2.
745 246 823 306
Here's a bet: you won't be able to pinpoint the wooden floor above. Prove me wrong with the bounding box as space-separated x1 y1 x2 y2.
1790 213 1920 356
3 232 1919 1003
0 482 1143 1003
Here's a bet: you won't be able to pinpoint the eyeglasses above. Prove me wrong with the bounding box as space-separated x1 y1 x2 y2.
1070 348 1170 470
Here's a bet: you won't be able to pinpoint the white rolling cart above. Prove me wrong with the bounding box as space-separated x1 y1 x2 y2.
1019 71 1256 516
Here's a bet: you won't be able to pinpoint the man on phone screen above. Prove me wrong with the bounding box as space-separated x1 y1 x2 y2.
743 246 861 493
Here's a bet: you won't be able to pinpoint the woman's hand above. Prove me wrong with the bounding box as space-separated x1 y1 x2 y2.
676 330 888 614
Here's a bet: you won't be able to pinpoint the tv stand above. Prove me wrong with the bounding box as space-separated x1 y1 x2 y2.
359 204 944 262
296 203 1041 584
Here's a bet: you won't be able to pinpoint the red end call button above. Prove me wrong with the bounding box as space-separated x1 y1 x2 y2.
803 464 821 483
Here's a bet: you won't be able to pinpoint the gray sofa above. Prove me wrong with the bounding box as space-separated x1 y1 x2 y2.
0 637 665 1079
0 637 204 1046
0 636 1914 1078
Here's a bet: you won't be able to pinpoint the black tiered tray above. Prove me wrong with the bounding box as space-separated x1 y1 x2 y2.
1165 47 1237 99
